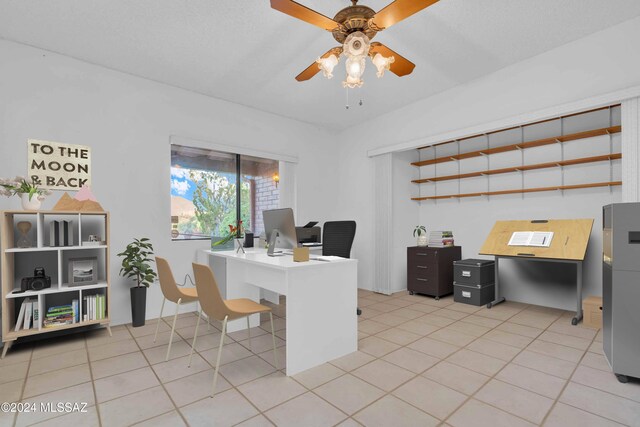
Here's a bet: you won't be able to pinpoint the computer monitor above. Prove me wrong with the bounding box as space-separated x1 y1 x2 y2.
263 208 298 256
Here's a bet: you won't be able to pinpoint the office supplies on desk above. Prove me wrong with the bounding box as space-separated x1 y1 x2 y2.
508 231 554 247
293 247 309 262
303 221 318 228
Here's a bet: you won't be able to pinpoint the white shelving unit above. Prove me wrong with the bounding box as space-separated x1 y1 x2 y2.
1 210 111 358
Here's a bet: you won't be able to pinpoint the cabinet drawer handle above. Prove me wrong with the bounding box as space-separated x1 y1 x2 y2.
416 265 428 269
416 278 428 282
417 253 428 256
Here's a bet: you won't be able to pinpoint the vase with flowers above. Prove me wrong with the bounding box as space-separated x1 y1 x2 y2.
0 176 52 211
211 220 243 251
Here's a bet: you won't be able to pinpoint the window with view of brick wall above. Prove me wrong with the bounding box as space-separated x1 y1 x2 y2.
171 144 279 241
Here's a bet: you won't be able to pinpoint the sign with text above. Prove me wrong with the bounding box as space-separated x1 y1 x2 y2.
28 140 92 190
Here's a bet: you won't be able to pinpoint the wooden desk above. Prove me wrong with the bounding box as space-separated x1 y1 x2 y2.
480 219 594 325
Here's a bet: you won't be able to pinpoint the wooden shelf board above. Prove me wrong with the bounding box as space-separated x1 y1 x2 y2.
411 181 622 201
7 281 108 299
417 104 621 150
5 319 109 340
413 153 622 184
411 126 621 167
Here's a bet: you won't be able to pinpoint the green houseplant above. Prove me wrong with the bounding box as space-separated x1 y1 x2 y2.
117 238 157 327
413 225 428 247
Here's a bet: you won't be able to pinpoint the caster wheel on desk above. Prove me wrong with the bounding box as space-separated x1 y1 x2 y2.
616 374 629 384
486 302 492 309
435 296 440 301
356 308 362 316
409 291 415 295
571 317 578 326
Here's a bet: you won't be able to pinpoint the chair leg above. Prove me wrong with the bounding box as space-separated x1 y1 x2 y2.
269 312 278 369
188 309 202 367
166 298 181 362
246 316 252 351
154 298 166 343
198 301 210 331
212 316 228 397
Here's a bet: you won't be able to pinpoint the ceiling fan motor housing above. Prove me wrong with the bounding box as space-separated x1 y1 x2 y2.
332 4 377 43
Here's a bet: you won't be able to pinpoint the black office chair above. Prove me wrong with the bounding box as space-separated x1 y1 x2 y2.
322 221 361 315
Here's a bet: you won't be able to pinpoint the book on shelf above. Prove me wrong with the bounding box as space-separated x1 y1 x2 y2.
49 220 73 247
82 294 105 321
15 298 38 332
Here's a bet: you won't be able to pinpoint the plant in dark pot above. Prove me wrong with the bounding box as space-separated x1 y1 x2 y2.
117 238 157 327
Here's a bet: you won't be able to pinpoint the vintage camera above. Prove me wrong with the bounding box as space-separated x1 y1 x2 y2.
21 268 52 291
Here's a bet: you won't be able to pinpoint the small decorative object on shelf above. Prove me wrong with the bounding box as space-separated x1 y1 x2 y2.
82 234 105 246
52 185 104 212
20 268 52 292
16 221 33 248
0 176 52 211
414 225 427 247
68 257 98 286
49 220 74 246
117 238 157 327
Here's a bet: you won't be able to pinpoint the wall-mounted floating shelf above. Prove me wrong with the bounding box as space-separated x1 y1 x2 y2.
411 104 622 202
413 153 622 184
411 126 621 167
411 181 622 201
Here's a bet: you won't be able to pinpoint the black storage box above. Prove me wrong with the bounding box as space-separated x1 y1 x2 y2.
453 259 495 286
454 282 495 306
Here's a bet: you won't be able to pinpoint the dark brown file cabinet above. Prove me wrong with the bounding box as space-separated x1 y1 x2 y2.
407 246 461 299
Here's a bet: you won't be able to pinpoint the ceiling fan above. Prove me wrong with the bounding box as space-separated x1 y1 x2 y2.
270 0 439 88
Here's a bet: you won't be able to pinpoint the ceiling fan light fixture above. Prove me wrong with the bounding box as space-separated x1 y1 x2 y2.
372 52 395 78
316 54 339 79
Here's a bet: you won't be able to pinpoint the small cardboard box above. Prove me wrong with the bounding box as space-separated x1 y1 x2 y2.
293 247 309 262
583 296 603 329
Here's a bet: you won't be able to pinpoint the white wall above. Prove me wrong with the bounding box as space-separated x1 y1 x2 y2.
0 39 338 326
336 16 640 310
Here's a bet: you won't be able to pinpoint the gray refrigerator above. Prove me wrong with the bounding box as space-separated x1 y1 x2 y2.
603 203 640 383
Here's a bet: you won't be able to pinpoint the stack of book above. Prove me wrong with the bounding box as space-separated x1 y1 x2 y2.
428 231 455 247
83 294 106 321
43 304 75 328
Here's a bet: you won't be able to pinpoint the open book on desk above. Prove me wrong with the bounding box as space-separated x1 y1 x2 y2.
508 231 554 247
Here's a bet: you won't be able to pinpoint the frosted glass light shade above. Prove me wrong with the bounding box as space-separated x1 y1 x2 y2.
316 54 339 79
372 53 395 78
343 56 365 88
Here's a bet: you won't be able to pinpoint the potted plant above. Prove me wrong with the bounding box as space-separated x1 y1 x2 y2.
117 238 157 327
0 176 52 210
414 225 428 247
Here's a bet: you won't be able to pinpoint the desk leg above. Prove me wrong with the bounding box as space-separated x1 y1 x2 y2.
488 256 506 309
572 261 584 326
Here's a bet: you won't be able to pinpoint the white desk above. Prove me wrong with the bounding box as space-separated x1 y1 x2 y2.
198 248 358 376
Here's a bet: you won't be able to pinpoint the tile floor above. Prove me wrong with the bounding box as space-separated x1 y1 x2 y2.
1 290 639 427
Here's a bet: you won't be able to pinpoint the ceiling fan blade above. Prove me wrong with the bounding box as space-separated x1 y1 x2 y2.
270 0 339 31
371 0 439 30
370 42 415 76
295 47 342 82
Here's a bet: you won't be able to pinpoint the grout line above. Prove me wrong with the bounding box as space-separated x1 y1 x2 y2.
84 332 103 427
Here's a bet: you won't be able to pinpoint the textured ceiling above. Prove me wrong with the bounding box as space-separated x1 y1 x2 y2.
1 0 640 129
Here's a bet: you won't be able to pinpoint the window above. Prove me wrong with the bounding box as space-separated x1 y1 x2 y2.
170 145 279 241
